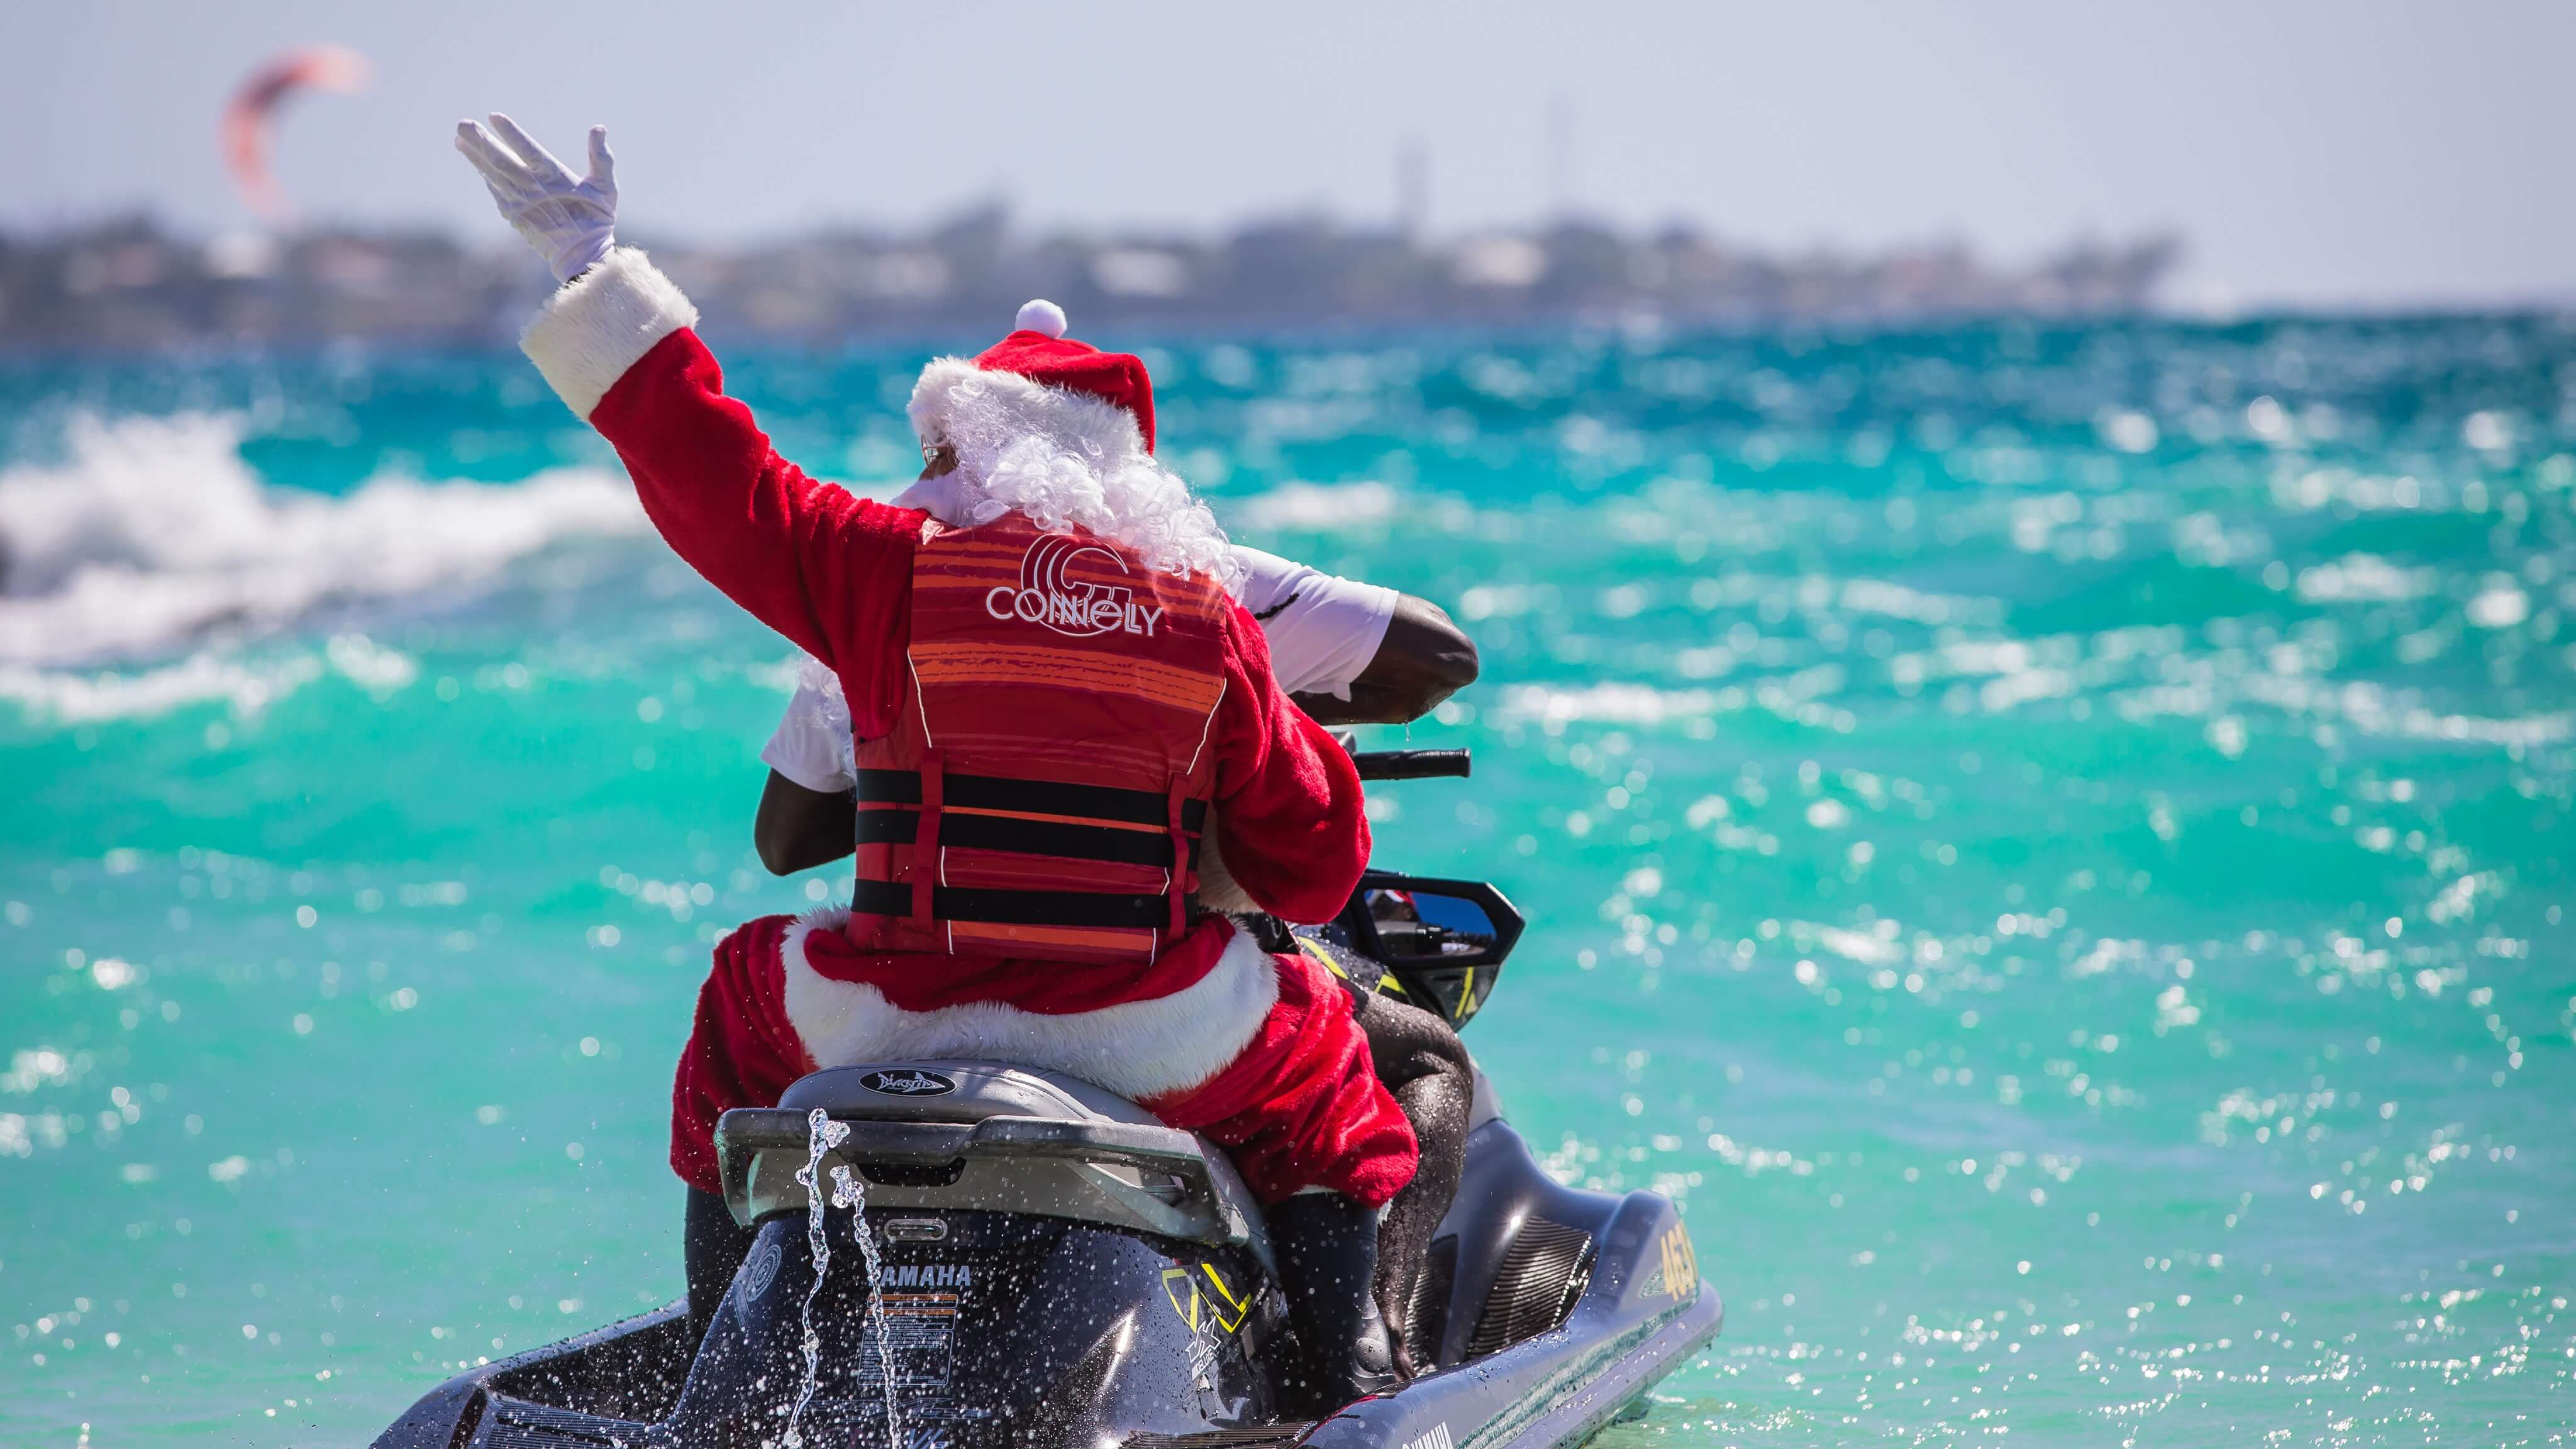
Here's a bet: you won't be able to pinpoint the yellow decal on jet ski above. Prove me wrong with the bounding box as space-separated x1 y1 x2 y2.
1163 1267 1201 1330
1199 1263 1250 1331
1294 934 1400 997
1162 1263 1250 1335
1656 1224 1699 1299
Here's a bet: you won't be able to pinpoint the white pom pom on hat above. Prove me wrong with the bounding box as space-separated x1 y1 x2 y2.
1014 298 1069 338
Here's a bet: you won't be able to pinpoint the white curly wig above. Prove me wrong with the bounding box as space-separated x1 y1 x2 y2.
906 314 1242 596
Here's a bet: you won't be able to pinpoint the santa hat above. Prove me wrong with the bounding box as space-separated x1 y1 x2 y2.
903 301 1236 588
909 299 1157 460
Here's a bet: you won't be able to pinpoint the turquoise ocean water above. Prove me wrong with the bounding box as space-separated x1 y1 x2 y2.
3 317 2571 1445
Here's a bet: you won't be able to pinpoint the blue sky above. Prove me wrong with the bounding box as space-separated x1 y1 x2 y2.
4 0 2570 308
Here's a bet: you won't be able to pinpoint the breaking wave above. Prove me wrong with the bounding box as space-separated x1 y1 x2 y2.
0 413 646 667
0 635 419 724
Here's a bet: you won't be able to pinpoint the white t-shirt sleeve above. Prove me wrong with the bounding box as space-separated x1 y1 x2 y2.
760 660 858 793
1230 546 1398 700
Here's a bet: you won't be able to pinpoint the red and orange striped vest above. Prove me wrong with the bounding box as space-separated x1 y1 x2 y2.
845 512 1233 966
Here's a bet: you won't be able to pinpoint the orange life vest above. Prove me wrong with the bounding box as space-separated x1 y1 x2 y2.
845 512 1233 966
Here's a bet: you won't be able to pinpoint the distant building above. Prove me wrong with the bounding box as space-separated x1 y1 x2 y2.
0 210 2181 353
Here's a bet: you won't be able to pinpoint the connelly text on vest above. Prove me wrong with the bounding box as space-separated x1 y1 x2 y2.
989 580 1166 638
988 540 1169 640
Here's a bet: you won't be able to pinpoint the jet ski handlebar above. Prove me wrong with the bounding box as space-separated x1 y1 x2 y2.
1349 748 1470 780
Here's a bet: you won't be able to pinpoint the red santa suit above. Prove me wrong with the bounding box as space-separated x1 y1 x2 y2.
516 250 1416 1209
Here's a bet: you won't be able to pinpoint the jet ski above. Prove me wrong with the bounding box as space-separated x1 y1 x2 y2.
373 748 1722 1449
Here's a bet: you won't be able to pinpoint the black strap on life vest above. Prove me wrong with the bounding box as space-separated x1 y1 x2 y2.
850 878 1190 931
853 767 1206 930
852 806 1202 869
857 769 1208 832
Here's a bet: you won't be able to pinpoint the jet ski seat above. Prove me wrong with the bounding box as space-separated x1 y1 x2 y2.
716 1061 1272 1267
777 1062 1179 1130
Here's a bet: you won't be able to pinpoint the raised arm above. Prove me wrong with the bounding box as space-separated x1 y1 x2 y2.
562 301 903 667
457 114 917 691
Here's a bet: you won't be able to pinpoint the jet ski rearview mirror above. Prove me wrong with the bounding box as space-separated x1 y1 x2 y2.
1338 870 1523 1029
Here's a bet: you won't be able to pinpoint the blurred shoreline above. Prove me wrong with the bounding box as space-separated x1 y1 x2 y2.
1 208 2182 353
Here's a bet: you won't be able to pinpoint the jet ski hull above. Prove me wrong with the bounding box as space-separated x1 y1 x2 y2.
372 1071 1719 1449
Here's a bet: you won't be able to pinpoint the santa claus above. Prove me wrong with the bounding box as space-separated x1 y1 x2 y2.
457 113 1414 1407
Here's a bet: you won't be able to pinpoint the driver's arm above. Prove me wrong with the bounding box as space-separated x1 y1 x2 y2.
1294 594 1477 726
1233 547 1479 726
752 674 860 876
754 773 857 876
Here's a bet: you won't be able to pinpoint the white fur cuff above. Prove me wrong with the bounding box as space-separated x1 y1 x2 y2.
780 908 1280 1103
519 247 701 419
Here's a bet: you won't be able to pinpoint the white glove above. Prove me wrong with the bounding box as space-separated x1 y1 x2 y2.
453 113 617 284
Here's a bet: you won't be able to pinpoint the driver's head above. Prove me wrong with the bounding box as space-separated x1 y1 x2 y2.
906 300 1237 590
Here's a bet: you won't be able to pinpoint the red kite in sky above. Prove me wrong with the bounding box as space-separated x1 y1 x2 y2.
221 45 371 219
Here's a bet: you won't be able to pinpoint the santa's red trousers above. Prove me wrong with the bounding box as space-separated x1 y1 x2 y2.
668 913 1418 1208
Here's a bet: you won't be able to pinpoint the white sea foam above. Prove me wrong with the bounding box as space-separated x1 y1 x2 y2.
1228 479 1400 532
0 633 421 723
0 652 323 723
2296 553 2436 604
0 413 646 667
1496 681 1724 726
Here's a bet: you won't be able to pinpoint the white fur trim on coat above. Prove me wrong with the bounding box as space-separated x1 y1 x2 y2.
519 247 700 419
780 908 1280 1103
